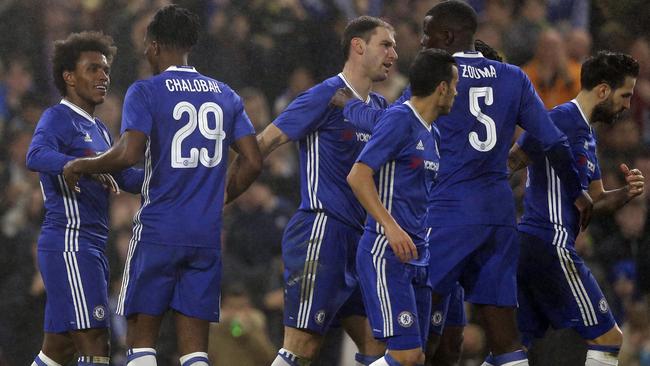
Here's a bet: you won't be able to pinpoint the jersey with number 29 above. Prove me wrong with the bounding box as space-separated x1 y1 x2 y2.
426 52 565 227
121 66 255 248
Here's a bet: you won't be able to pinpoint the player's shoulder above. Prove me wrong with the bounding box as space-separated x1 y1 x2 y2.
549 101 589 135
311 74 344 95
38 103 72 128
126 78 155 96
380 103 416 130
288 75 341 105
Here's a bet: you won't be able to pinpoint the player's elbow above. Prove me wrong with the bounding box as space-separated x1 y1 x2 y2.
25 148 40 172
120 149 141 168
347 167 361 191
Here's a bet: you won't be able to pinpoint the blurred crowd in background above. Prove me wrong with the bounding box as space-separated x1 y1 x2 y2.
0 0 649 365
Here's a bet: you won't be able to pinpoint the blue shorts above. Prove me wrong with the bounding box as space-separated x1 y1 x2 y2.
282 211 365 334
428 225 519 306
517 231 617 346
39 248 110 333
117 241 221 322
430 283 466 335
357 232 432 350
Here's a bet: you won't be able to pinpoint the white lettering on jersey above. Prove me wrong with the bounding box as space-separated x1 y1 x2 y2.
460 64 497 79
165 79 222 93
587 160 595 173
356 132 371 142
424 160 439 171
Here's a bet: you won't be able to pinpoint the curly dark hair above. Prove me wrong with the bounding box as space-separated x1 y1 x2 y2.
147 5 200 50
52 31 116 97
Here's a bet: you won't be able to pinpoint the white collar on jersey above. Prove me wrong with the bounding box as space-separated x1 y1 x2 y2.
403 101 431 132
452 51 485 58
60 98 95 124
337 73 371 103
571 99 592 130
165 65 198 73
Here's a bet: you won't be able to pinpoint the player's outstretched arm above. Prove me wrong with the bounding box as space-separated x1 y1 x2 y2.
257 124 290 159
590 164 645 213
62 130 147 191
225 135 262 204
507 143 530 174
347 162 417 263
341 97 386 132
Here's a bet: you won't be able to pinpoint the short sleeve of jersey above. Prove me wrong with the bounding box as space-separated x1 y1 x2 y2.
515 69 564 148
121 81 154 136
273 84 333 141
229 90 256 140
357 109 410 172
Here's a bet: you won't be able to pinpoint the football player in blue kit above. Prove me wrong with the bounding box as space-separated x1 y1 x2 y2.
334 2 592 365
330 38 502 366
26 32 143 366
256 16 396 366
347 48 458 366
62 5 262 366
509 51 642 366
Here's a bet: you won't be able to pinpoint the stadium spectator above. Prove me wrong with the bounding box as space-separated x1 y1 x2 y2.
523 28 582 108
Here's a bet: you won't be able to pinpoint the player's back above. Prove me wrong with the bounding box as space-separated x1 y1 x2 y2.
428 52 540 227
122 66 253 248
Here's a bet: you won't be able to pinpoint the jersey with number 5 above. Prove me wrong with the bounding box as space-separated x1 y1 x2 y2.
120 66 255 248
426 52 565 227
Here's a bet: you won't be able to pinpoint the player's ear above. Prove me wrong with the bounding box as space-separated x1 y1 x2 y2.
63 70 75 88
438 81 449 96
597 83 611 100
351 37 365 55
445 30 454 47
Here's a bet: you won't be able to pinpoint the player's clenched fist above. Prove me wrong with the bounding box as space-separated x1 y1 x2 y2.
621 163 645 198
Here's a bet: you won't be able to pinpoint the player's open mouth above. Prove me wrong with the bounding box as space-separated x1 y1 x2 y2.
383 62 392 70
95 85 107 94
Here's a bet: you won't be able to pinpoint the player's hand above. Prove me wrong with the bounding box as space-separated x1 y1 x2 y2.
384 222 417 263
621 163 644 199
329 87 354 109
574 190 593 231
62 159 83 193
90 173 120 194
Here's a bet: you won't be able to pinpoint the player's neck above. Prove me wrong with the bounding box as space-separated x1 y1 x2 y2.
574 91 596 124
409 96 437 125
64 95 96 116
340 64 372 101
157 52 190 73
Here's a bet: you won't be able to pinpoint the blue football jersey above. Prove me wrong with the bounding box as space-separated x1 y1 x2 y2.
518 100 600 243
27 99 143 251
426 52 567 227
120 66 255 248
357 102 440 266
343 52 568 227
273 73 388 229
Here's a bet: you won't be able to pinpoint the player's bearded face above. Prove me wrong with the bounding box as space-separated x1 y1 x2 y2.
592 98 620 125
365 27 397 82
72 51 110 106
592 77 636 125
